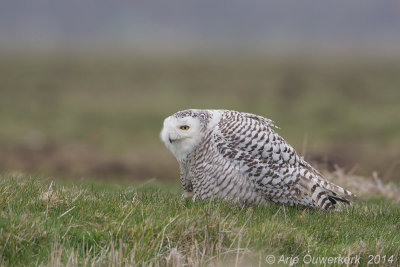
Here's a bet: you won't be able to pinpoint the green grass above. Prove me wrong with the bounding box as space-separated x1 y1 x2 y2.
1 175 399 266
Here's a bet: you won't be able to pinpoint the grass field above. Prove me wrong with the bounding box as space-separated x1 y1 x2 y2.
0 175 399 266
1 52 400 266
0 52 400 181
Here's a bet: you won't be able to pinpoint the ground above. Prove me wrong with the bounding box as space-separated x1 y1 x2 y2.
1 174 399 266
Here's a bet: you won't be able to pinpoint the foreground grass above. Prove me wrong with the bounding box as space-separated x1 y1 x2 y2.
0 176 399 266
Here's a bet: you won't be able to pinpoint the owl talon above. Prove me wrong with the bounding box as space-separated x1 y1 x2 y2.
184 191 194 199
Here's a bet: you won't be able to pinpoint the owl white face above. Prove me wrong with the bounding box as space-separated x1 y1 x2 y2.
160 115 203 161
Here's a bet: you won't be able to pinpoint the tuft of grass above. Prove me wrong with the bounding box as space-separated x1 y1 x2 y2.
0 175 399 266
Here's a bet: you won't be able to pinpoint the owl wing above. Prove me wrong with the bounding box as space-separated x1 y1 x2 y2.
213 111 353 209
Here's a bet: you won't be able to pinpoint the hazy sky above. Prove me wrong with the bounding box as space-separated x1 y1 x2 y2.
1 0 400 53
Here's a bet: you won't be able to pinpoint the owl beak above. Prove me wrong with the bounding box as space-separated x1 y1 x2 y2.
169 137 176 143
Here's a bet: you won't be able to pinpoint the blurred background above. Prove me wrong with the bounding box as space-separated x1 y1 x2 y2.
1 1 399 182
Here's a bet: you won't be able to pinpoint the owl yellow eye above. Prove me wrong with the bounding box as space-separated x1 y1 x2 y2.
180 125 190 130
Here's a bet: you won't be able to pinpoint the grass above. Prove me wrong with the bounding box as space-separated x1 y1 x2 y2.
1 175 399 266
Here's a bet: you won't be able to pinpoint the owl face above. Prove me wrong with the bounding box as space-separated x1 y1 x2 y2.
161 114 203 161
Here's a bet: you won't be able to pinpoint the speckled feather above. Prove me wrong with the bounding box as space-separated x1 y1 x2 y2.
162 109 353 210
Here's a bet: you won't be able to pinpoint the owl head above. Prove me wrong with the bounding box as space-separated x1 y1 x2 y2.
160 109 221 161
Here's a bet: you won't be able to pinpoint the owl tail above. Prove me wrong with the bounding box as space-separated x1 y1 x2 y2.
327 195 350 205
298 161 355 210
313 179 354 210
299 176 354 210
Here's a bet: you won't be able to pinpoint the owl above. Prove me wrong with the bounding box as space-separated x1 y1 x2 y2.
160 109 353 210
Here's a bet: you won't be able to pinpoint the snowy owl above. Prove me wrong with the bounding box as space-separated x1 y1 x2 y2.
160 109 353 210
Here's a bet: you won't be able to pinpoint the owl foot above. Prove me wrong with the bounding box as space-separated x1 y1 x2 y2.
184 191 194 199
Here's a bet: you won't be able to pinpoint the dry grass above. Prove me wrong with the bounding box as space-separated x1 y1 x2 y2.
324 167 400 202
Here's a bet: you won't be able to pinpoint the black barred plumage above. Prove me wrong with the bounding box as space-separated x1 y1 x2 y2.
161 109 354 210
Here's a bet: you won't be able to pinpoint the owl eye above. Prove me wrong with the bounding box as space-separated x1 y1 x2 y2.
180 125 190 130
